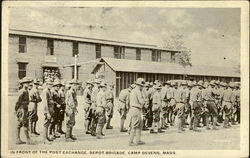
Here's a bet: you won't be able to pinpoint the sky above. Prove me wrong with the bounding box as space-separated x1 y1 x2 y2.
9 7 240 68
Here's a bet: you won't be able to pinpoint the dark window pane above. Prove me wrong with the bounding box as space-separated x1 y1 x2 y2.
19 36 26 53
136 49 141 60
47 39 54 55
18 63 27 79
72 42 79 56
96 44 101 58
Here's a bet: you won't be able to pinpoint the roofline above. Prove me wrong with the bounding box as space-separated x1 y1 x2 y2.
9 29 181 52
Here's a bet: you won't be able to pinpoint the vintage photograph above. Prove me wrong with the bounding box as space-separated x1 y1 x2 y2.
1 1 249 158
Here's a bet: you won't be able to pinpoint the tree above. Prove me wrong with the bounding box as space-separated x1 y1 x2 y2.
163 34 192 68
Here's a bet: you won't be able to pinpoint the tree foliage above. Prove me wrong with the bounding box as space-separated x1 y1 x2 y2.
163 34 192 68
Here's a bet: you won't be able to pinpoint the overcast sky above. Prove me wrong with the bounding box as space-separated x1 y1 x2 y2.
9 7 240 68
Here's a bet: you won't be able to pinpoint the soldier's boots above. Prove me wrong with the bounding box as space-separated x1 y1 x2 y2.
16 127 26 145
65 128 75 142
150 129 157 134
24 128 36 145
158 129 165 133
44 126 53 143
106 118 113 129
57 122 66 134
212 117 219 130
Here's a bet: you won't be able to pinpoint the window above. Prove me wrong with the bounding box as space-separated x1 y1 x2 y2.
171 52 175 63
136 49 141 60
72 66 79 80
114 46 125 59
18 63 27 79
47 39 54 55
152 50 161 62
72 41 79 57
96 44 101 58
19 36 26 53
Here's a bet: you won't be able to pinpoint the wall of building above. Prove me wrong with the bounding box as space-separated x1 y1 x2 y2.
141 49 152 61
101 45 114 58
125 48 136 60
161 51 171 63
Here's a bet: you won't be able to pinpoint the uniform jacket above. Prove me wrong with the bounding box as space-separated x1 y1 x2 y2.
58 89 66 105
106 89 114 103
28 87 42 111
222 88 235 103
119 89 130 106
130 87 144 109
174 87 186 103
96 90 107 108
51 88 61 109
15 88 30 111
83 87 92 104
41 88 54 114
202 87 217 101
190 87 202 102
65 89 78 114
152 91 162 112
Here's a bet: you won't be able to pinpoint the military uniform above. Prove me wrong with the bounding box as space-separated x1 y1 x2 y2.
28 84 42 136
106 86 114 129
166 83 175 125
142 85 150 130
65 84 78 141
50 88 61 138
96 83 107 139
58 87 66 134
83 85 92 133
146 86 155 127
160 84 168 129
90 84 99 136
128 78 145 146
118 88 131 132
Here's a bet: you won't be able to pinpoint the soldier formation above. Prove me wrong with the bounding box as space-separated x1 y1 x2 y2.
15 76 241 146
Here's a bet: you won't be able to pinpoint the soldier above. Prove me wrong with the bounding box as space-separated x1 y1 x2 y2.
173 81 186 133
231 83 238 125
41 78 54 144
15 77 36 145
65 79 79 142
96 81 108 139
150 83 164 133
57 81 66 134
183 81 191 127
164 80 172 125
28 79 42 137
160 81 169 130
90 79 101 136
118 84 134 132
202 80 219 130
235 82 241 124
189 80 203 132
142 82 150 130
146 82 154 128
128 78 145 146
217 82 226 123
106 83 115 129
83 79 94 134
50 79 62 139
169 81 177 126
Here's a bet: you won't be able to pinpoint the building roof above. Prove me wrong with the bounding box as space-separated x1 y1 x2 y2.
9 29 180 52
93 58 240 78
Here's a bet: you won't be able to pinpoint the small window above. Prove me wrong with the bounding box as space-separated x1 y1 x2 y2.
18 63 27 79
72 66 79 80
136 49 141 60
19 36 26 53
47 39 54 55
72 41 79 57
114 46 125 59
96 44 101 58
152 50 161 62
171 52 175 63
152 50 157 61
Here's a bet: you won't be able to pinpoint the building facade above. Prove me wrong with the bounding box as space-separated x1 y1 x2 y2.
8 29 179 92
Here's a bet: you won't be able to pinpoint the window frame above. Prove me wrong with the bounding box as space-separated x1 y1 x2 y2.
72 41 79 57
136 49 141 60
19 36 27 53
71 66 80 80
47 39 54 55
95 44 101 59
18 63 27 79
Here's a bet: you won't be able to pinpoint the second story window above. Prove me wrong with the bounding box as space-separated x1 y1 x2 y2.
19 36 26 53
47 39 54 55
171 52 175 63
72 41 79 57
152 50 161 62
136 49 141 60
114 46 125 59
96 44 101 58
18 63 27 79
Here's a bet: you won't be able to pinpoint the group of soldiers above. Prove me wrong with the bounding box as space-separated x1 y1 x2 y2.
43 69 60 82
14 76 240 146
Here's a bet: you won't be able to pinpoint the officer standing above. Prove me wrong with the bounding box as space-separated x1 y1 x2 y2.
83 79 94 134
41 78 54 144
118 84 134 132
28 79 42 136
169 81 177 126
57 81 66 134
96 81 107 139
202 80 219 130
128 78 145 146
65 79 79 142
15 77 35 145
146 82 154 128
142 82 150 130
106 83 114 129
189 80 203 132
160 81 168 130
150 83 164 133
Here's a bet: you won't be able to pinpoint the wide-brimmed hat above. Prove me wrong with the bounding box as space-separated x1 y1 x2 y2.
181 80 188 86
154 83 162 89
19 77 33 84
53 80 62 87
144 82 150 87
134 78 145 86
229 82 235 88
68 79 80 85
187 81 193 87
210 80 216 86
203 82 209 88
33 78 40 85
192 81 197 86
165 80 171 85
171 81 177 86
154 80 160 85
99 81 107 88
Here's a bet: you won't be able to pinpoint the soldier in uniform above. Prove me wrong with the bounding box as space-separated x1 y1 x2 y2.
41 78 54 144
128 78 145 146
189 80 203 132
217 82 226 123
169 81 177 126
83 79 94 134
231 83 238 125
150 83 164 133
235 82 240 124
202 80 219 130
57 81 66 134
65 79 79 142
164 80 172 125
146 82 154 128
96 81 107 139
15 77 36 145
182 81 190 127
28 79 42 136
90 79 101 136
173 81 186 133
50 80 62 139
142 82 150 130
106 83 115 129
118 84 134 132
160 81 169 130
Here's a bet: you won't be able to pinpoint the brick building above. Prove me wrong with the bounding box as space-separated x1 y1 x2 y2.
8 29 240 94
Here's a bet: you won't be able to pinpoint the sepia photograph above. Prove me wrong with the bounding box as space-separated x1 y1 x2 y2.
1 1 249 158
